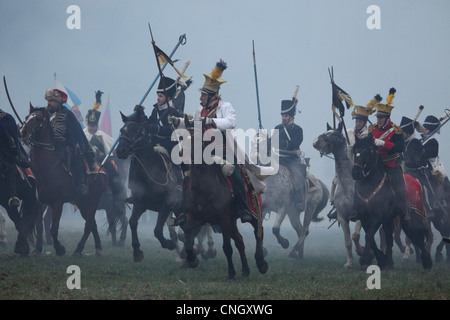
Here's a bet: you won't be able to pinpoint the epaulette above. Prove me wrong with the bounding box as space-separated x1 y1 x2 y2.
391 122 403 134
368 123 376 133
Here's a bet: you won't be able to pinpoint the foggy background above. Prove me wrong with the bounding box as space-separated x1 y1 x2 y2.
1 1 449 245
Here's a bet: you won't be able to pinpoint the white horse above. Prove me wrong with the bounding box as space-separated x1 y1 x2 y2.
313 125 365 268
251 131 329 259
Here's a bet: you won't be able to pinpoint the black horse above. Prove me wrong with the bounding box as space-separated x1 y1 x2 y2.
116 110 182 262
179 123 268 279
0 162 40 255
352 136 432 270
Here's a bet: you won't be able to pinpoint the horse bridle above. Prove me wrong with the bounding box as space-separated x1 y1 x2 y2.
22 112 55 151
353 144 377 179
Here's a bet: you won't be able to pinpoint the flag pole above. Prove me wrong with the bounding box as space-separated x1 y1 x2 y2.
252 40 262 130
101 30 187 169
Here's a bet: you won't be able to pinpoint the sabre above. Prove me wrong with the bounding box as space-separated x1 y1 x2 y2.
3 76 23 125
100 32 187 169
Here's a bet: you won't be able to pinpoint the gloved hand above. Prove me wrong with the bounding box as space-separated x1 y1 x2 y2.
374 139 385 147
168 116 180 127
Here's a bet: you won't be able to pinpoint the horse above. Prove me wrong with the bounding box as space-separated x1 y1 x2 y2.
116 110 182 262
0 161 40 255
352 136 432 270
313 125 365 268
402 139 450 262
20 106 108 256
179 123 268 279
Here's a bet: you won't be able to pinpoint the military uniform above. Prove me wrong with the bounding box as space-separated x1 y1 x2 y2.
83 90 127 217
275 99 306 211
370 88 407 218
171 60 254 223
0 109 30 207
45 89 95 197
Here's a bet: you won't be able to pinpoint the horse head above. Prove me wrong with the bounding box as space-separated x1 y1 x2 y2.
313 122 345 156
20 106 51 146
351 136 378 180
116 111 150 159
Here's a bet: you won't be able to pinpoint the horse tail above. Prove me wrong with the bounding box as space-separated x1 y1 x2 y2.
312 180 329 223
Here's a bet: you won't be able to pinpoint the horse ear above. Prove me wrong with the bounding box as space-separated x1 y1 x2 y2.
29 102 35 113
120 111 128 123
326 123 332 131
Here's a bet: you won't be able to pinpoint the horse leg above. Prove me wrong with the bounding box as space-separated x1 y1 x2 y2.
230 221 250 278
90 219 103 256
106 207 118 246
360 220 382 270
129 205 146 262
166 215 180 255
49 203 65 256
118 213 128 246
0 210 8 247
154 208 175 250
338 215 354 268
402 236 412 261
43 206 53 245
221 224 236 280
272 209 289 249
382 222 394 270
206 225 217 259
287 207 303 259
33 206 45 254
352 220 364 256
73 207 95 256
250 216 269 275
393 218 406 254
180 219 200 269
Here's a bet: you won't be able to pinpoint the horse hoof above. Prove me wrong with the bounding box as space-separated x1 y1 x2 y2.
280 239 289 249
288 251 298 259
208 249 217 259
435 253 443 263
95 249 102 257
134 252 144 262
258 261 269 274
242 270 250 278
56 247 66 256
72 252 83 257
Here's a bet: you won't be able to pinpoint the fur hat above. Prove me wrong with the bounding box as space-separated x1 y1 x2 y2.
45 89 68 104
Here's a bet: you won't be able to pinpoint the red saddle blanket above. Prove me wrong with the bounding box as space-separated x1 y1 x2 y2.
404 173 426 218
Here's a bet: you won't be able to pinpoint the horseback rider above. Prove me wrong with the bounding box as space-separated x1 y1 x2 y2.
421 114 450 207
368 88 408 222
0 109 30 208
45 88 95 198
169 59 254 223
330 96 378 220
83 90 127 215
400 115 439 213
274 99 307 212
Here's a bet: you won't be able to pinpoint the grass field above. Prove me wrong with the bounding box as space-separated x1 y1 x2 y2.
0 210 449 302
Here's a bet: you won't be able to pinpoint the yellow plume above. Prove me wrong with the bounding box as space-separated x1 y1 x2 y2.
386 88 396 105
93 101 101 110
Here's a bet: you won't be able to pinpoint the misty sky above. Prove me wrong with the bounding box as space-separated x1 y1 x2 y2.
1 0 450 196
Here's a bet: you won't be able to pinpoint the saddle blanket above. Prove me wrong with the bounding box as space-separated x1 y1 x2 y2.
404 173 427 218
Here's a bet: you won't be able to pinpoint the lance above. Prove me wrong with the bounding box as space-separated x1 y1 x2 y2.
100 32 187 169
3 76 23 125
252 40 262 130
421 108 450 144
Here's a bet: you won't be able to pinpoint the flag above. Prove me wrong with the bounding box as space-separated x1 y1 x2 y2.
100 94 112 137
154 45 191 81
331 82 353 118
55 79 85 128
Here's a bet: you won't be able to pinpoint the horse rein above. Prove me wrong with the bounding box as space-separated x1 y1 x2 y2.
22 113 55 151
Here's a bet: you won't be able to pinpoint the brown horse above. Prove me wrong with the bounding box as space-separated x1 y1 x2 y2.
179 123 268 279
20 106 108 256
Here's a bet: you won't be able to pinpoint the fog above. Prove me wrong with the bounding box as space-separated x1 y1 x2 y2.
1 1 449 256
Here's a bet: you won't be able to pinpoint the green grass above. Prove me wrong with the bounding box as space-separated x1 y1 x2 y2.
0 214 449 301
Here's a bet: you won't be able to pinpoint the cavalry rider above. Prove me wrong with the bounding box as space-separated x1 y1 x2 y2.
330 96 378 220
274 98 307 212
421 114 450 206
400 115 439 212
369 88 408 222
0 108 30 208
83 91 127 215
45 88 95 198
169 59 254 223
